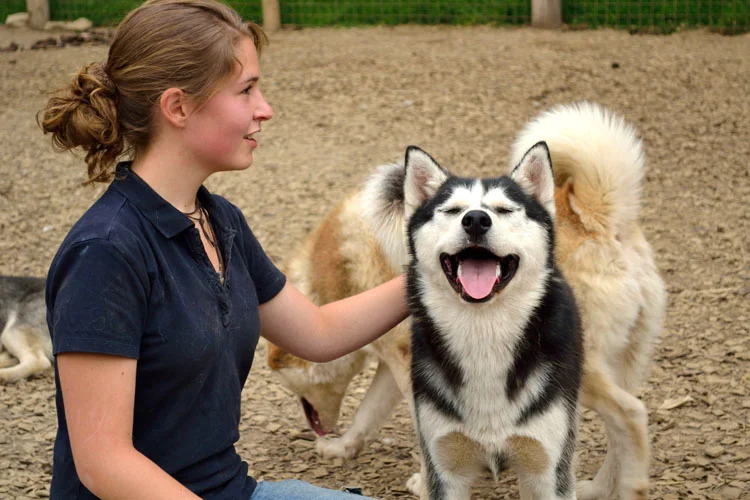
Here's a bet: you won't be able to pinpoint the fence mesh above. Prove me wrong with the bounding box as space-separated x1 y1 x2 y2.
277 0 529 26
1 1 747 34
564 0 749 33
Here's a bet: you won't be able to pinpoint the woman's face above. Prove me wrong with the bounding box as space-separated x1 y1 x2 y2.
183 37 274 174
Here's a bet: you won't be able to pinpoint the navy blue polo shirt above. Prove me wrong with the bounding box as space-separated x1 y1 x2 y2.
46 163 286 499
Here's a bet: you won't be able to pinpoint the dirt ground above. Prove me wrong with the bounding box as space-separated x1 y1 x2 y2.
1 23 749 499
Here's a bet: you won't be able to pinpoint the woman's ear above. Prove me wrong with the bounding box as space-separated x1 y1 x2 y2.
158 88 190 128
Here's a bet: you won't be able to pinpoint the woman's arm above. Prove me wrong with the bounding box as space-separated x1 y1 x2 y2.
57 353 200 499
259 275 409 363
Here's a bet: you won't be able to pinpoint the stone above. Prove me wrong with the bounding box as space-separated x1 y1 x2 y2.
5 13 28 28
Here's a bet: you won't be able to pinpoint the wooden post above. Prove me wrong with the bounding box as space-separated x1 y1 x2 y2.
262 0 281 32
26 0 50 30
531 0 562 29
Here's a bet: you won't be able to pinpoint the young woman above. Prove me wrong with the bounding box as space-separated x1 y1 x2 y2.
40 1 409 498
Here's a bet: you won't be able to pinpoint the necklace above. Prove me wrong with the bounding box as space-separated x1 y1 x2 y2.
182 199 224 281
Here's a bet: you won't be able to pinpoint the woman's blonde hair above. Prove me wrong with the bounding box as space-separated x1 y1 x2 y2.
40 0 267 184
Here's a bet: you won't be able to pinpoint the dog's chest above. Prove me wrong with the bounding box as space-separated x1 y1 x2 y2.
446 326 543 438
418 289 550 437
453 350 530 437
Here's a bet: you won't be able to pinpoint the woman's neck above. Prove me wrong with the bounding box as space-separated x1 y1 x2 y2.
130 149 209 213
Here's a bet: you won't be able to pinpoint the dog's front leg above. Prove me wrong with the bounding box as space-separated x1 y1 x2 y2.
316 360 403 458
410 429 483 500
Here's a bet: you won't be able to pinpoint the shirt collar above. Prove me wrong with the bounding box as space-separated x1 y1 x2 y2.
110 162 215 239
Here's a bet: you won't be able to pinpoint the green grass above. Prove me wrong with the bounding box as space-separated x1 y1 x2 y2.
1 0 746 33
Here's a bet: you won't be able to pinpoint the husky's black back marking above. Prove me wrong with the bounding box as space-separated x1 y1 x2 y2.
0 276 46 300
0 276 47 328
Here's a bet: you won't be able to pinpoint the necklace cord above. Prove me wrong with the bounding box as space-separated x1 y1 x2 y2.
181 199 224 278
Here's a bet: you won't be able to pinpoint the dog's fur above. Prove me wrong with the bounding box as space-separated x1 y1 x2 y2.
0 276 53 382
267 102 666 499
404 142 583 499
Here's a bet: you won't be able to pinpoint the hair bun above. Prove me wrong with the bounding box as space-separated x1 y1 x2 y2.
40 61 124 184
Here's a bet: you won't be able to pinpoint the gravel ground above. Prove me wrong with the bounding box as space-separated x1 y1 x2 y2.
1 24 749 499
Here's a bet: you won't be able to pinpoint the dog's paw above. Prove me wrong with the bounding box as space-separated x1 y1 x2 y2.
576 479 605 500
0 351 18 369
406 472 422 497
619 483 650 500
315 437 363 459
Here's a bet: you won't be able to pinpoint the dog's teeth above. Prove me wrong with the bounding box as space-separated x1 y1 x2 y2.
457 262 463 277
495 262 501 277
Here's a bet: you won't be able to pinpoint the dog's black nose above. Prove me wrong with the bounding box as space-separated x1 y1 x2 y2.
462 210 492 239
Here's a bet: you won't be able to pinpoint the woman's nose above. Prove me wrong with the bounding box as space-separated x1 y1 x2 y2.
255 90 274 122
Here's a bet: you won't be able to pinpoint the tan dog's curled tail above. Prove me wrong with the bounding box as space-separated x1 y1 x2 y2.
509 101 645 237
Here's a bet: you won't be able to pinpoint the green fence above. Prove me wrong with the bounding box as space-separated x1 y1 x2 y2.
1 1 747 34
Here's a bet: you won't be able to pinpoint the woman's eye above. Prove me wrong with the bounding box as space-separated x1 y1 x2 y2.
241 85 253 94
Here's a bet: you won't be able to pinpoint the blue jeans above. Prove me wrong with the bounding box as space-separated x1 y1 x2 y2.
250 479 374 499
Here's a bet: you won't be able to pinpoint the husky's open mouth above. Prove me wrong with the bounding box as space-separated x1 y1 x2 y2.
440 248 519 302
301 397 327 436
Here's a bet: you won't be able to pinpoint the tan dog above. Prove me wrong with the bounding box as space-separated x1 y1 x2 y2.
267 102 666 499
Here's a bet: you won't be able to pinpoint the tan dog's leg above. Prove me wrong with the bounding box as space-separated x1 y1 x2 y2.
578 362 650 500
578 239 665 500
617 252 666 396
0 326 52 382
316 360 404 458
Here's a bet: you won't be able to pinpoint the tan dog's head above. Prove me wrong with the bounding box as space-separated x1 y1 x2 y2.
267 342 368 436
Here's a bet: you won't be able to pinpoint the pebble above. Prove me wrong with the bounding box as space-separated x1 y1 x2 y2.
706 446 726 458
721 486 742 499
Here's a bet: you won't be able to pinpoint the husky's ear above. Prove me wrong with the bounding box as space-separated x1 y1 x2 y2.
403 146 449 218
511 141 556 219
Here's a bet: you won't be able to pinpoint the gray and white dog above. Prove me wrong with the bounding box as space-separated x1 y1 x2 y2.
0 276 52 382
404 143 583 500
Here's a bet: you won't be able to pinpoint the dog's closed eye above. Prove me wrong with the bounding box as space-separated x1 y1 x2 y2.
441 206 464 215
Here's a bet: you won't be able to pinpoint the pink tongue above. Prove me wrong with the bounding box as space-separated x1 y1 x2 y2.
458 258 498 299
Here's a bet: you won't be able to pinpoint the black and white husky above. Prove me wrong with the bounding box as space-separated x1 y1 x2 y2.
405 143 583 500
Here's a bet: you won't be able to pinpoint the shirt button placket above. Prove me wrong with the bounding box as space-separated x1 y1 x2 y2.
220 298 230 327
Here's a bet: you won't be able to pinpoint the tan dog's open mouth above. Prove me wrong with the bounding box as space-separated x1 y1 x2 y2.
301 397 327 436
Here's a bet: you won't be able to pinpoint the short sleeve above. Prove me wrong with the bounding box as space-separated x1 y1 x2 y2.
231 208 286 304
47 239 149 358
